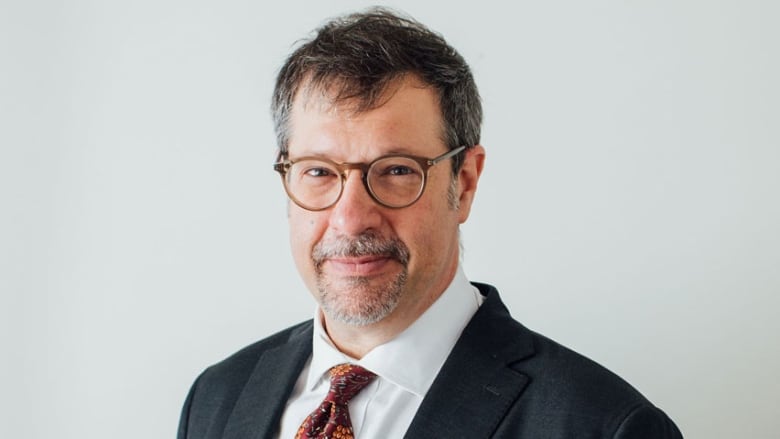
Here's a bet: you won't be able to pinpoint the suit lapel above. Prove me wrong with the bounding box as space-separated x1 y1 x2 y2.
404 284 535 439
222 323 313 439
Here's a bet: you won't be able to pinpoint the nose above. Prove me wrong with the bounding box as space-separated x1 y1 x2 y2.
328 170 383 236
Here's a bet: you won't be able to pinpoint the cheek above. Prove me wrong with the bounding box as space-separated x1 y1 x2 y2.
289 211 325 265
401 202 458 261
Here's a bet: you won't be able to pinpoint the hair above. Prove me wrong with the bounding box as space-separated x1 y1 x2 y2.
271 7 482 174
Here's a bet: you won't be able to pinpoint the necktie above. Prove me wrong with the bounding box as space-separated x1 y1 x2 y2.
295 363 377 439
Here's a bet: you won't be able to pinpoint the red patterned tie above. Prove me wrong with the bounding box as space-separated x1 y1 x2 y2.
295 363 377 439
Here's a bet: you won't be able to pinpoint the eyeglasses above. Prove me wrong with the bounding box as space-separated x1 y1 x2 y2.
273 146 466 211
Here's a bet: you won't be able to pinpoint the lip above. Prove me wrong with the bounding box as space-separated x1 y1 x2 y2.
323 255 394 276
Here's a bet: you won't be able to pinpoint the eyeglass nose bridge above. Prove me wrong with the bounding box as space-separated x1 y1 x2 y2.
333 162 382 207
336 162 371 179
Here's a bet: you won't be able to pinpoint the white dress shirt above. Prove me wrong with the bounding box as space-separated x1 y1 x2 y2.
276 266 483 438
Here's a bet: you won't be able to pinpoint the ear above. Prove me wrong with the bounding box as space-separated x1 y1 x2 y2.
456 145 486 223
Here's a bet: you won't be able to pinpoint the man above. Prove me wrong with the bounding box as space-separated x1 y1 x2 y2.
178 8 682 439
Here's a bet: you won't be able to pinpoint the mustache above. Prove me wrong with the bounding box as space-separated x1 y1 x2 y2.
312 231 410 267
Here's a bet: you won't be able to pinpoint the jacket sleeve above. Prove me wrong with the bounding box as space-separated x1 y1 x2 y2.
177 375 199 439
614 404 684 438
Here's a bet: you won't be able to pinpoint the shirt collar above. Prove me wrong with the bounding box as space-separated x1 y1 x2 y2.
306 265 482 396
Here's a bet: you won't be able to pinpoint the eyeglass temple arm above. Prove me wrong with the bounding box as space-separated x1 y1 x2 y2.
429 145 467 165
273 150 288 172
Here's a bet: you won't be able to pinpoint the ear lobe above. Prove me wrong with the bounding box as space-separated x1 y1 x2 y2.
457 145 486 223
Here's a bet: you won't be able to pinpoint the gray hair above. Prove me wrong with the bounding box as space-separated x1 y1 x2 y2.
271 7 482 174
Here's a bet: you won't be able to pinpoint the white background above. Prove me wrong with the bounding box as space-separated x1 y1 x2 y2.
2 1 778 438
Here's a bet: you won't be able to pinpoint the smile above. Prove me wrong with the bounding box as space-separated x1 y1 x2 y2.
323 256 396 276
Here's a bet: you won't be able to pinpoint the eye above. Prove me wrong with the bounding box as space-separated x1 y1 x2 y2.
374 159 421 177
290 160 339 184
385 165 416 176
303 167 333 177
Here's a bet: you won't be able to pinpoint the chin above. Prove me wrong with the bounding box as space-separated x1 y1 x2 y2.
317 272 406 326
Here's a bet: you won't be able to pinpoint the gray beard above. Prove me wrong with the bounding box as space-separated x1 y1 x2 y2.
316 269 407 326
312 230 410 326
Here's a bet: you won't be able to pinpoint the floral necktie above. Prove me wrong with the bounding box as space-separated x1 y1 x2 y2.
295 363 377 439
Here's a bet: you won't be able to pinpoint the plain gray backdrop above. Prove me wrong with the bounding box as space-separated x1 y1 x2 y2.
2 0 778 438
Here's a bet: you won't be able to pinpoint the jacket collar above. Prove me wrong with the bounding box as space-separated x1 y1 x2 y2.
221 322 313 439
404 283 535 438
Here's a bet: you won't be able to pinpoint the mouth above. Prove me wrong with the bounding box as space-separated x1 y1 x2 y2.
322 255 396 277
312 231 411 279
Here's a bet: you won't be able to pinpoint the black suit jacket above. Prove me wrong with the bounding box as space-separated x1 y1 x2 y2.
178 283 683 438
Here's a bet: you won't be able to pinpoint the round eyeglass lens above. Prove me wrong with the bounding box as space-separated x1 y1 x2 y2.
286 159 342 209
367 156 425 207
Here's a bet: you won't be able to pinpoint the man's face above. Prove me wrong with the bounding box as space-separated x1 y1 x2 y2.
285 76 481 329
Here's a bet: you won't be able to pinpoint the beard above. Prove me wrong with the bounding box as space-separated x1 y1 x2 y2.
312 231 410 326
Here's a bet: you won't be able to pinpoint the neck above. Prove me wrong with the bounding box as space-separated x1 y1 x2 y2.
322 316 399 359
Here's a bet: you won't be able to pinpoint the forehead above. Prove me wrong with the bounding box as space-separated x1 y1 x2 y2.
287 76 446 159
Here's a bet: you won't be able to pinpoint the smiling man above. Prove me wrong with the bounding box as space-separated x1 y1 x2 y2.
178 8 682 439
284 73 481 360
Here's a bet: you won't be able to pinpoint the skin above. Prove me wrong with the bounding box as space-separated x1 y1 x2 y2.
286 75 485 358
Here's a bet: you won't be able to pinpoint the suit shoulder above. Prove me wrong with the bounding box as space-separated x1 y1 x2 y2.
178 321 314 438
197 320 313 389
470 284 680 435
474 283 650 408
519 328 682 434
525 329 645 400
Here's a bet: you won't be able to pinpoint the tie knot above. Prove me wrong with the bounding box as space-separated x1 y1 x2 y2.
326 364 376 404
